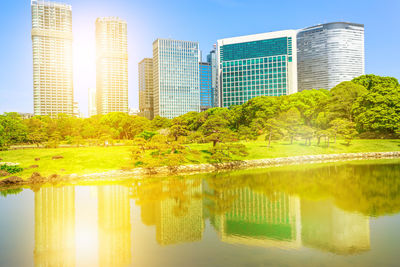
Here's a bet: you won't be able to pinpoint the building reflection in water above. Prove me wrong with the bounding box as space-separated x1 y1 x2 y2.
97 185 131 267
210 187 301 249
32 177 372 265
137 179 204 246
301 199 370 254
34 186 76 267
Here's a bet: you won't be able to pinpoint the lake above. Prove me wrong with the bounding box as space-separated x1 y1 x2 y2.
1 159 400 267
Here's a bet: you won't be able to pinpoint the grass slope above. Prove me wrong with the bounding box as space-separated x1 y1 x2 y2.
1 139 399 179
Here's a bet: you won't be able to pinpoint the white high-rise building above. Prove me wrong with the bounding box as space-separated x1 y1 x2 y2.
297 22 365 91
31 0 73 117
153 39 200 119
96 17 128 115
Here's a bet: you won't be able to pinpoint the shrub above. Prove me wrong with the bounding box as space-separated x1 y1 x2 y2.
0 164 23 174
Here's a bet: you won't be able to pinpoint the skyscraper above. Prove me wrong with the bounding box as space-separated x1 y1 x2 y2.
31 0 73 117
207 45 219 107
297 22 365 91
96 17 128 115
199 62 213 111
138 58 154 119
88 88 97 117
217 30 298 108
153 39 200 119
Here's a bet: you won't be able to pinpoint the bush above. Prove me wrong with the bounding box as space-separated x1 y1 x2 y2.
0 164 23 174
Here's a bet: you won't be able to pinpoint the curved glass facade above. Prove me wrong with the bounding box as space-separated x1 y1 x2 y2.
297 22 365 91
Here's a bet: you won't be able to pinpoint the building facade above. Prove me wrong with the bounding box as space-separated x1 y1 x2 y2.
88 88 97 117
297 22 365 91
207 46 219 107
31 0 73 117
96 17 128 115
153 39 200 119
138 58 154 119
199 62 213 111
217 30 298 108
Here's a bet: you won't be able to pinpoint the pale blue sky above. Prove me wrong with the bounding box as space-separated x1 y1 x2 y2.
0 0 399 115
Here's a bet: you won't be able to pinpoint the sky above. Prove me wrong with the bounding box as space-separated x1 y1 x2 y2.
0 0 399 116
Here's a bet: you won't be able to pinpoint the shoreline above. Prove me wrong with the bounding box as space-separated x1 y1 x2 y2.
1 151 400 187
71 151 400 181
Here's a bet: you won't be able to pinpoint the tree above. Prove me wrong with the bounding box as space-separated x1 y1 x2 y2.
24 117 48 147
264 118 283 147
299 125 314 146
200 115 235 147
131 135 198 173
329 118 357 145
329 118 345 143
280 107 302 144
237 125 257 141
283 89 330 126
151 116 171 129
169 124 189 141
208 143 248 164
352 82 400 137
238 96 279 127
0 113 27 150
352 74 399 92
136 130 157 140
314 112 330 145
329 81 368 121
46 131 61 148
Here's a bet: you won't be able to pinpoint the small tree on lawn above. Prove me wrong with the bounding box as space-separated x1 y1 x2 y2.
201 116 235 147
264 118 284 148
208 143 248 164
281 107 302 144
299 125 314 146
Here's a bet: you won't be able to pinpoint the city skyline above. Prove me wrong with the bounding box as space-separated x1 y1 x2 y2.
0 0 399 115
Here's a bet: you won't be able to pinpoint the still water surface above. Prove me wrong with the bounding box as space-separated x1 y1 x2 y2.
1 160 400 266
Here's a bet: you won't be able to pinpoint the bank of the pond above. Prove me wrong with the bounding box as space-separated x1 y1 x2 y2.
51 151 400 182
1 151 400 188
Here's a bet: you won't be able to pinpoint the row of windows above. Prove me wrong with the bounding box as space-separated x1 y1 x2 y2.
222 56 287 67
223 89 287 96
224 65 286 72
224 74 287 81
223 83 287 91
220 37 289 61
223 69 286 78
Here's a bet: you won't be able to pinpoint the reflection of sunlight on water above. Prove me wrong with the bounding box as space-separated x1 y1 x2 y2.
75 187 98 267
76 225 98 253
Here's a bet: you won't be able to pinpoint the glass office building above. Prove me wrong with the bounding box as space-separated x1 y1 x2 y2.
153 39 200 119
217 30 298 108
31 0 73 117
96 17 128 114
207 46 219 107
138 58 154 119
297 22 365 91
199 62 213 111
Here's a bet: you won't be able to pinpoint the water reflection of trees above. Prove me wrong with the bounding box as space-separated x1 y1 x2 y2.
204 162 400 217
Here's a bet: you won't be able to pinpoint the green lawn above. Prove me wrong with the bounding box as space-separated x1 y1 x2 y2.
1 139 400 179
0 146 134 179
